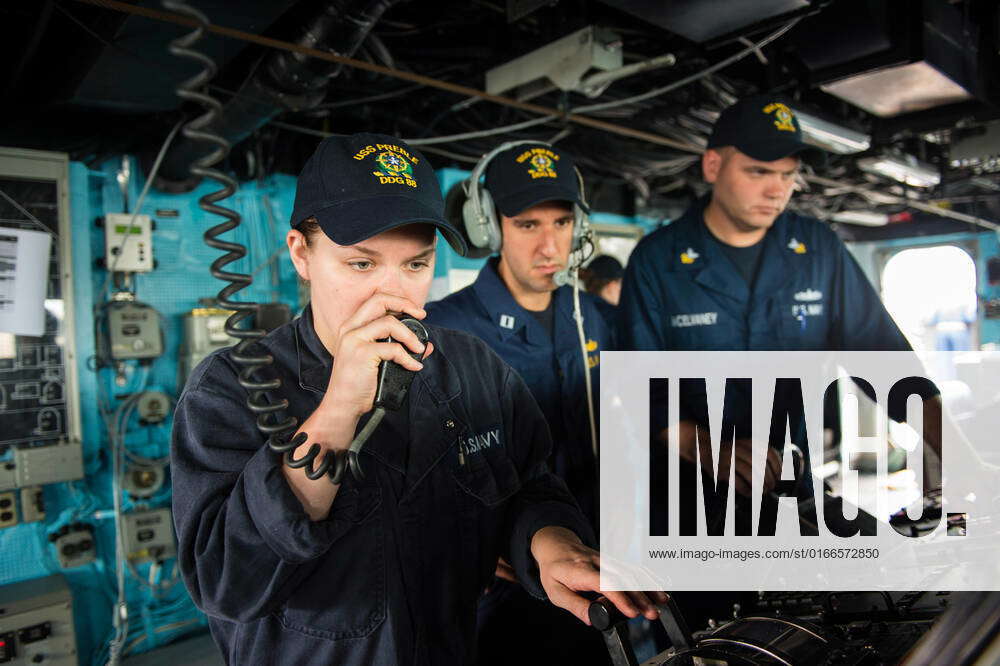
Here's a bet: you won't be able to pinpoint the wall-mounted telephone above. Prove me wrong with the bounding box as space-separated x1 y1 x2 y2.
268 316 429 484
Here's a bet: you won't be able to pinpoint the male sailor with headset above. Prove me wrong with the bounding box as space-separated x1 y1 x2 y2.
425 141 614 665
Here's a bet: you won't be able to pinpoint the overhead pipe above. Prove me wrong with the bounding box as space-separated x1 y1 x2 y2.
72 0 998 230
71 0 703 154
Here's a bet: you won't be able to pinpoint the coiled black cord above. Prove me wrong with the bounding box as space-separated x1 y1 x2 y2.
164 1 349 483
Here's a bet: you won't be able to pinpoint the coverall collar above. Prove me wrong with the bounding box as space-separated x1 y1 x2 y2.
471 256 557 346
674 196 795 307
750 213 796 300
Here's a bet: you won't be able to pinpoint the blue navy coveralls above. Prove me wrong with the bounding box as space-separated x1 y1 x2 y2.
425 257 614 523
620 199 925 620
171 306 594 666
620 198 914 506
619 198 911 354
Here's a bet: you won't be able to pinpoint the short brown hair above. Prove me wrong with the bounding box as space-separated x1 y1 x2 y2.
579 270 615 295
295 217 322 247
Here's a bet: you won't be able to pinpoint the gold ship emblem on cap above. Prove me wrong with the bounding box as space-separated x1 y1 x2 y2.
763 102 797 132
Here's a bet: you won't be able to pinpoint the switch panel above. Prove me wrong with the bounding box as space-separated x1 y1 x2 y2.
0 575 76 666
103 213 153 273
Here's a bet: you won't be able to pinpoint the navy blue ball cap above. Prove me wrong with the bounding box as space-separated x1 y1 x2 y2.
707 94 825 166
484 143 588 217
290 132 468 255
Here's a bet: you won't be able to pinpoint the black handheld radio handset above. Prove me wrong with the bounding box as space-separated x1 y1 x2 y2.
348 316 429 479
373 317 429 411
269 316 429 484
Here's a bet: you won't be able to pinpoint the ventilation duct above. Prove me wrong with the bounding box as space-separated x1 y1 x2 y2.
157 0 402 190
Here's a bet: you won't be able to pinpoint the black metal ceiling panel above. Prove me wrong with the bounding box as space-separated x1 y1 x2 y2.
597 0 810 43
69 0 297 112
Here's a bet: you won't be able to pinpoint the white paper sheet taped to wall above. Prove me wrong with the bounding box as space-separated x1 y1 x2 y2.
0 228 52 336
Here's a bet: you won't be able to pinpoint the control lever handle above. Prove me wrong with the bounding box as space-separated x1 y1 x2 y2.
588 597 640 666
589 594 692 666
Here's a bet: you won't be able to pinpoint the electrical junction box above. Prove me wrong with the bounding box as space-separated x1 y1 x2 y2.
103 212 153 273
0 574 77 666
136 391 170 425
49 524 96 569
179 307 237 385
107 302 164 360
122 463 166 500
123 508 176 563
20 487 45 523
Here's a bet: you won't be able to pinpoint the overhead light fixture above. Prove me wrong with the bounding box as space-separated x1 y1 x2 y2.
794 109 871 154
821 61 972 118
485 26 623 101
856 154 940 188
831 210 889 226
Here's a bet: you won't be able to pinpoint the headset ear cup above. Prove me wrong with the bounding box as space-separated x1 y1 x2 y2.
479 188 502 253
460 180 499 259
461 193 484 248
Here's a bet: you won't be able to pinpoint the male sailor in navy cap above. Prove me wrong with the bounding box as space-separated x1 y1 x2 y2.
426 141 616 665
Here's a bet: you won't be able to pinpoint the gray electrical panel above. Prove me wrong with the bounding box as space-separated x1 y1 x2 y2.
0 149 82 455
0 443 84 491
0 574 77 665
14 444 83 488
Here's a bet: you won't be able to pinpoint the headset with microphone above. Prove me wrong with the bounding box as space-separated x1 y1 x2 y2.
461 140 594 285
459 140 599 458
